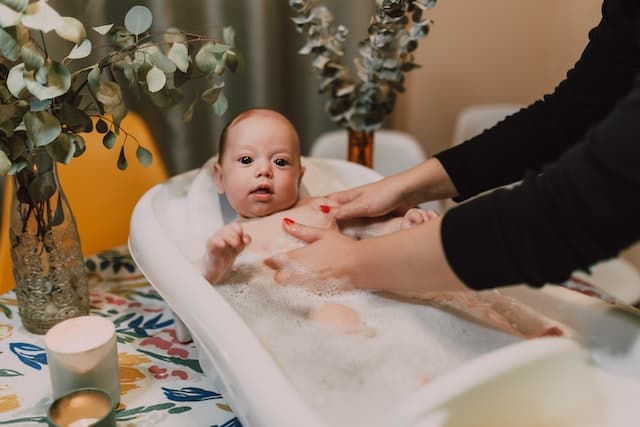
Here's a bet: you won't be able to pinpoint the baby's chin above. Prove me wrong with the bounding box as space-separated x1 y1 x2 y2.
236 201 296 219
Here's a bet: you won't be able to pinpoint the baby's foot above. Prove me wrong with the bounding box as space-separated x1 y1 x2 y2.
400 208 440 229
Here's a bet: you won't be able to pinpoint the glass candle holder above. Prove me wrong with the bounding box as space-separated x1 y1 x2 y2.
47 387 116 427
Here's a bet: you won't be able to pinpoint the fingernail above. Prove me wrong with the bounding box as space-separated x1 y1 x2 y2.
283 217 294 225
319 205 331 213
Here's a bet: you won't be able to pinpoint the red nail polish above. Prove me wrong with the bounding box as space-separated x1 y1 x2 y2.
283 217 294 225
320 205 331 213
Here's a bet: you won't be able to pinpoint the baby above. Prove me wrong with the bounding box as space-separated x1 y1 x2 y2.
203 108 437 285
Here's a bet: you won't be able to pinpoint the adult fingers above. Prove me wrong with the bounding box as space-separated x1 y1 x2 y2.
282 218 333 243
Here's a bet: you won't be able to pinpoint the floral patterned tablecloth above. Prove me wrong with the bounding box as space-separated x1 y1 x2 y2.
0 246 241 427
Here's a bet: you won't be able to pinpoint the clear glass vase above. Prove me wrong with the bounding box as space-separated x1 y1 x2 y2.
8 153 89 334
347 128 374 169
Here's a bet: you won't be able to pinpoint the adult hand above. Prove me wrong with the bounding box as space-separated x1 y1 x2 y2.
266 215 469 295
327 174 415 221
263 220 360 290
326 158 457 221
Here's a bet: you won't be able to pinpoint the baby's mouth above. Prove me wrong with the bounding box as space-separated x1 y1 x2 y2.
250 184 273 196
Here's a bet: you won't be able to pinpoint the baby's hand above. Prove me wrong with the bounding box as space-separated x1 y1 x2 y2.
400 208 440 230
203 223 251 284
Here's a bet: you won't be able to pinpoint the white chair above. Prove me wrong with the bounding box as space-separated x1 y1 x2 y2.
452 103 524 146
311 129 426 176
310 128 441 211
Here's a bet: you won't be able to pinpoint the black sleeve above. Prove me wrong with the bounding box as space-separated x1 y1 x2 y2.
434 0 640 201
441 74 640 289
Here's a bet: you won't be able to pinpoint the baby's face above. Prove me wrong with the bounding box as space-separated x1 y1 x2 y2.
214 113 305 218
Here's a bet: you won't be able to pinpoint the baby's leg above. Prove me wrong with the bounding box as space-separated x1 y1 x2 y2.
400 208 440 229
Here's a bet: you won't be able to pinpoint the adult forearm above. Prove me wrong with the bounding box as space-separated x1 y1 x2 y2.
396 158 459 206
350 217 468 293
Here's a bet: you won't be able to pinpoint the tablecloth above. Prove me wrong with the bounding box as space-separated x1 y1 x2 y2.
0 246 242 427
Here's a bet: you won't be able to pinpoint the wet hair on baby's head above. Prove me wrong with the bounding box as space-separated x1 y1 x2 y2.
217 108 300 163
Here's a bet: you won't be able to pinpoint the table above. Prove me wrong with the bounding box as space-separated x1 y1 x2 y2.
0 246 242 427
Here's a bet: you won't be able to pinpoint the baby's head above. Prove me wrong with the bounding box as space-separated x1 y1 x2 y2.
214 109 305 218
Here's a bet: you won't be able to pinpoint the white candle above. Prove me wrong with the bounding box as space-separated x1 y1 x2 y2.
45 316 121 404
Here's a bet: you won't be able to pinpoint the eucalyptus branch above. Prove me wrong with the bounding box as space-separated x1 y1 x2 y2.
290 0 436 131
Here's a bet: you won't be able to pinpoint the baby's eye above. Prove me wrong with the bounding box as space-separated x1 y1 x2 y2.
239 156 253 164
274 158 289 167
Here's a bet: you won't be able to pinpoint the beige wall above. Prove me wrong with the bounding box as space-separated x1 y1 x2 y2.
396 0 602 156
396 0 640 272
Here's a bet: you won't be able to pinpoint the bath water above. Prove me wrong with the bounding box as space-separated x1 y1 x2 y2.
216 255 520 427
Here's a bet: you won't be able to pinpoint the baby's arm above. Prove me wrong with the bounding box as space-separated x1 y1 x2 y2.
340 208 439 239
203 222 251 284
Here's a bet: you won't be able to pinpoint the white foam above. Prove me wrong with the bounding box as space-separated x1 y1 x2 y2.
216 263 520 427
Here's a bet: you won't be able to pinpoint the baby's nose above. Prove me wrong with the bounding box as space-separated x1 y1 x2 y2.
255 160 273 177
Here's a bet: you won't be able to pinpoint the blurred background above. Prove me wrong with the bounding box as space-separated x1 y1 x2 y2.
45 0 602 172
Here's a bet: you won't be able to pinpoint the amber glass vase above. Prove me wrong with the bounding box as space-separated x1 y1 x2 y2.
8 152 89 334
347 128 374 169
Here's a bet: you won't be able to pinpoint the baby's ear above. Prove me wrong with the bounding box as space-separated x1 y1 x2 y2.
298 164 306 183
213 162 225 194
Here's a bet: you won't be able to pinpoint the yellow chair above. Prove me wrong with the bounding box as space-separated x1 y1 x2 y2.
0 112 169 294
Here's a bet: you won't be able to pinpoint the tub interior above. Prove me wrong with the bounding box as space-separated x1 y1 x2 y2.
130 157 640 427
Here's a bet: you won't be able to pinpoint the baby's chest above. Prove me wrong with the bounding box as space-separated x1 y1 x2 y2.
241 206 333 258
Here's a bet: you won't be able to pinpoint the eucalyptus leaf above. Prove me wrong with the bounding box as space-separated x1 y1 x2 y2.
7 64 26 98
124 5 152 35
164 27 186 44
182 97 198 123
67 39 92 60
195 43 217 74
29 98 51 112
0 150 10 176
107 26 135 50
35 64 48 85
0 104 16 124
102 131 116 149
222 50 238 72
47 132 76 164
24 61 71 100
200 83 224 104
22 0 63 33
167 42 189 73
212 91 228 116
117 145 127 170
150 51 176 73
7 132 26 159
146 66 166 93
24 110 61 147
96 81 123 106
71 133 85 157
0 121 14 137
21 41 45 71
1 0 28 13
92 23 113 35
0 3 21 27
95 119 108 134
105 101 127 133
135 146 152 167
7 159 27 175
60 104 93 133
0 27 19 61
54 16 86 44
87 66 101 88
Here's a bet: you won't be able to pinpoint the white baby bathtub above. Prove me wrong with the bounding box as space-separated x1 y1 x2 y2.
129 157 640 427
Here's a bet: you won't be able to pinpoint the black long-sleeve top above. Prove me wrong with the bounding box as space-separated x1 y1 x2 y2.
435 0 640 290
